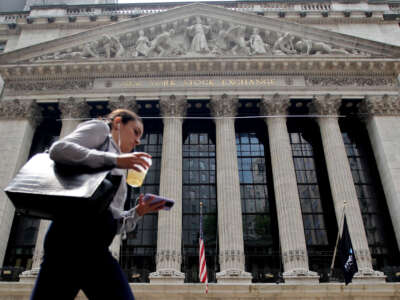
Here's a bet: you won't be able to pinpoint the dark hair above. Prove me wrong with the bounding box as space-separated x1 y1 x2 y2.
106 109 142 129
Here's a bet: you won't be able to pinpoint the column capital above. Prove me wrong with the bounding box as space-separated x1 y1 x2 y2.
260 93 290 116
360 94 400 116
210 94 238 118
159 95 187 118
312 94 342 116
0 99 42 127
58 97 90 120
107 95 138 113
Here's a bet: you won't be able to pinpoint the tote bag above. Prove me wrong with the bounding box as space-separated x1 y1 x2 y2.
4 152 121 220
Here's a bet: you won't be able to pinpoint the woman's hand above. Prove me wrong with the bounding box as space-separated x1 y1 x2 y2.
116 152 151 171
135 194 165 216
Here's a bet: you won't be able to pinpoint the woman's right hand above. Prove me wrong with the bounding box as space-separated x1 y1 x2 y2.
116 152 152 171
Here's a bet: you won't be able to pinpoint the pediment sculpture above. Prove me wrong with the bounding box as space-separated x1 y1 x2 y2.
29 16 367 62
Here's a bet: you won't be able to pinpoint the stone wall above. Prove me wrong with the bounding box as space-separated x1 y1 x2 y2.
1 282 400 300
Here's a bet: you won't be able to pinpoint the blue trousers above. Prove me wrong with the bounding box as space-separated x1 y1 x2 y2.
30 211 135 300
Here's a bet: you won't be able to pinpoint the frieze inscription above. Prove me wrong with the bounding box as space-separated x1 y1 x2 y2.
95 76 305 90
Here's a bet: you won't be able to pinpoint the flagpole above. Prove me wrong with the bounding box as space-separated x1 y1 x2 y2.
329 200 347 278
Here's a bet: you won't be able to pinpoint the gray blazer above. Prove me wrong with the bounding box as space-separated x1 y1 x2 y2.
49 119 141 237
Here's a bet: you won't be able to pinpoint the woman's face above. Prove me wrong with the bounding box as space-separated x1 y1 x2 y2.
118 120 143 153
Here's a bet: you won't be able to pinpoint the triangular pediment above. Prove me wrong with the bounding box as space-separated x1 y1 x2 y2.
1 3 400 64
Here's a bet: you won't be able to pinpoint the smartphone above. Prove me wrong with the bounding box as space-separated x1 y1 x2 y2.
143 193 175 210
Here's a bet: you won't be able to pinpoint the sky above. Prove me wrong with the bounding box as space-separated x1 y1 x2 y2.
118 0 232 3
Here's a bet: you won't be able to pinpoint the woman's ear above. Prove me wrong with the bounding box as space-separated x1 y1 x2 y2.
112 116 122 130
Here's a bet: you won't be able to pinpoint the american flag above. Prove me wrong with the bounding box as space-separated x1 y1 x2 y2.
199 203 208 294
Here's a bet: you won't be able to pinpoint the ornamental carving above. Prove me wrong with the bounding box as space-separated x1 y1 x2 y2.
305 77 395 87
155 249 182 266
58 97 91 119
361 94 400 115
0 99 42 126
6 80 94 91
354 248 372 265
260 93 290 116
282 249 308 264
312 94 342 115
218 250 245 266
210 94 238 117
108 95 138 112
28 16 367 62
159 95 187 118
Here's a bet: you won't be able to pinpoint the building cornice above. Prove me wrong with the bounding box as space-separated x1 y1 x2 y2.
0 57 398 81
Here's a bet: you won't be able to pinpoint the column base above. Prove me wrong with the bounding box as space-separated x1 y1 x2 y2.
149 269 185 284
19 268 40 282
283 268 320 284
352 268 386 283
216 268 252 284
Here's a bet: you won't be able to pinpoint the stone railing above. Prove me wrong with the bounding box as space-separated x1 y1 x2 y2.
0 13 28 24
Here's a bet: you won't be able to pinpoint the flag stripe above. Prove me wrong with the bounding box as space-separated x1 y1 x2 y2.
199 206 208 293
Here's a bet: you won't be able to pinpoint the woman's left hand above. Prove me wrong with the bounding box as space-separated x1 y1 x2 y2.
135 194 165 217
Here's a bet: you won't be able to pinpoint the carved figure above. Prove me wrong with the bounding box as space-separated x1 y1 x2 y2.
295 39 350 55
81 41 100 58
135 30 151 56
186 18 210 53
249 28 269 55
226 25 250 55
272 32 297 55
98 35 125 58
149 29 176 57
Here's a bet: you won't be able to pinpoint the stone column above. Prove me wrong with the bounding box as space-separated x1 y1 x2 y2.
149 95 186 283
210 94 251 284
314 94 384 282
260 94 318 284
361 95 400 252
20 98 90 281
0 99 41 267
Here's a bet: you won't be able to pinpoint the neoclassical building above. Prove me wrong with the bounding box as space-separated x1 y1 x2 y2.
0 0 400 299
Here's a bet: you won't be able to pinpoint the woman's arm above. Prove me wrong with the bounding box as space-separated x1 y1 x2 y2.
49 120 117 169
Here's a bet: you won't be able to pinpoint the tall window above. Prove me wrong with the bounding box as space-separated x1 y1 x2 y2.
340 118 400 271
288 119 337 278
120 119 162 283
4 104 61 276
236 119 279 283
182 120 218 283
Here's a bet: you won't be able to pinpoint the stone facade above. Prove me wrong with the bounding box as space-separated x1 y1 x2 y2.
0 1 400 299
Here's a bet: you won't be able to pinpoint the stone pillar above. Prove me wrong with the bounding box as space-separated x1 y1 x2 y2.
20 98 90 281
361 95 400 252
0 100 41 267
149 95 186 283
210 94 251 284
260 94 318 284
314 94 384 282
